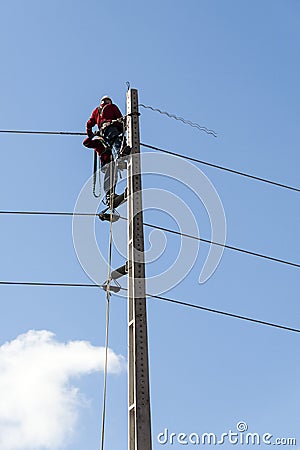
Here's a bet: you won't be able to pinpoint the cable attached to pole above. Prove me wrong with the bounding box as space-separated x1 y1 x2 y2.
139 104 217 137
100 289 110 450
100 149 119 450
141 142 300 193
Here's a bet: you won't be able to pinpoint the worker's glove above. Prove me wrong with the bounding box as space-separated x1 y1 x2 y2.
101 122 111 130
87 129 94 139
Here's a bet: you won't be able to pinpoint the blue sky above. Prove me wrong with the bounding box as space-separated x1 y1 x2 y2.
0 0 299 449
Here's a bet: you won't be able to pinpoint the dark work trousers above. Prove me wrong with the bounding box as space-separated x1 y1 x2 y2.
83 125 123 197
101 125 123 155
103 159 116 198
100 125 123 198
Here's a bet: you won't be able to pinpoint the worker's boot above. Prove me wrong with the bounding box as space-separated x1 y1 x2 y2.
116 145 131 171
117 157 127 171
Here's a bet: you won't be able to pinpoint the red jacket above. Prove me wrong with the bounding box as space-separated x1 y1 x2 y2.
86 103 123 136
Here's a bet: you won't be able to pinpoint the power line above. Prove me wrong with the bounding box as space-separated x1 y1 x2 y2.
0 129 86 136
141 142 300 193
145 291 300 334
1 129 299 193
0 210 94 216
0 281 100 288
0 280 298 334
0 210 299 269
142 221 300 269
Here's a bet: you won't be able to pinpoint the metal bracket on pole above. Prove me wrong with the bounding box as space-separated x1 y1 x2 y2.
111 262 128 280
101 262 128 293
101 283 121 294
127 88 152 450
98 211 120 222
111 189 128 209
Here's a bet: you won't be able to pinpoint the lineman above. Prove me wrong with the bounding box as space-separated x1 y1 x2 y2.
83 95 129 206
83 95 124 169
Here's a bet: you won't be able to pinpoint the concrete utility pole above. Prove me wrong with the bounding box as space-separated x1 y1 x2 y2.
126 89 152 450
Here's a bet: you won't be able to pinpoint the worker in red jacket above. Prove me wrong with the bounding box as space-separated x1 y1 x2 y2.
83 95 124 169
83 95 130 206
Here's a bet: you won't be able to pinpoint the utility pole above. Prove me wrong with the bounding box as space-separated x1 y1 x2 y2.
126 89 152 450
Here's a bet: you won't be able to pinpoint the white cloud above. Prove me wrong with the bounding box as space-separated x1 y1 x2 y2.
0 330 125 450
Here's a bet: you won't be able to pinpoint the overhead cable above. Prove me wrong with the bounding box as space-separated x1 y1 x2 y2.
0 129 86 136
142 221 300 269
0 280 299 334
0 129 299 193
141 143 300 193
0 280 99 288
144 291 300 334
0 210 299 269
0 210 94 216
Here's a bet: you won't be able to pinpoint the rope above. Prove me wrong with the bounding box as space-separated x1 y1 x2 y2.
99 115 127 448
100 291 110 450
100 148 119 450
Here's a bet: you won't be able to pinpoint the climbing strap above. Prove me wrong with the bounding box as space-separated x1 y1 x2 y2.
93 151 101 198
